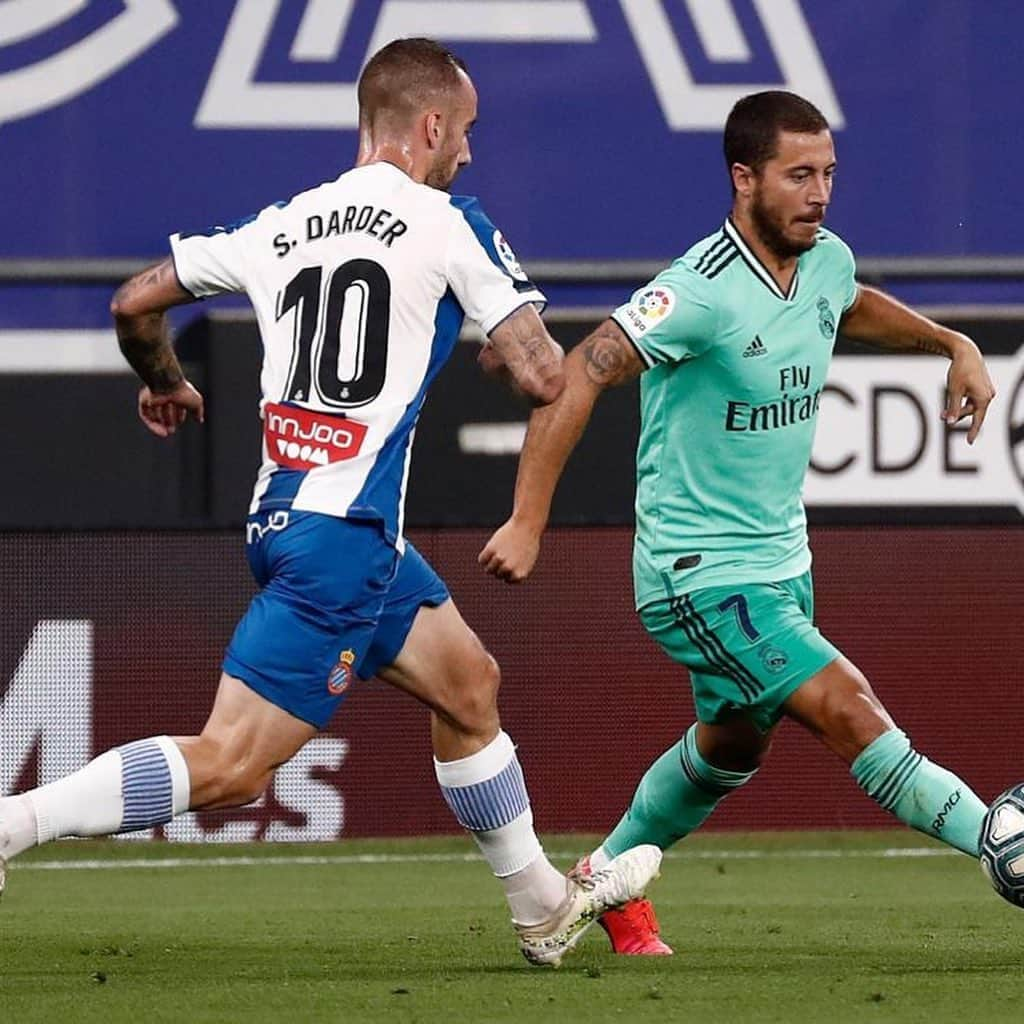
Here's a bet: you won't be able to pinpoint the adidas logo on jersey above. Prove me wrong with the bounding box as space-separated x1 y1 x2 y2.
742 335 768 358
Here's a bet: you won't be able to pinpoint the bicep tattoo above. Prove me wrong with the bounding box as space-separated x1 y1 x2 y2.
579 321 642 388
112 258 188 313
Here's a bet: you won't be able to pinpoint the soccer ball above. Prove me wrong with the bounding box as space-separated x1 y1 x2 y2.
979 784 1024 907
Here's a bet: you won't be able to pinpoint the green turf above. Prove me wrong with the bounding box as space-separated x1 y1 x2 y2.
1 832 1020 1023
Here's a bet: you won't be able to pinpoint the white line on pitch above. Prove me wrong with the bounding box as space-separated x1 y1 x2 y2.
18 846 957 872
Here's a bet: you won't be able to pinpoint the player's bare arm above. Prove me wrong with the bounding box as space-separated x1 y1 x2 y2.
840 284 995 443
110 257 204 437
479 303 565 405
479 319 643 582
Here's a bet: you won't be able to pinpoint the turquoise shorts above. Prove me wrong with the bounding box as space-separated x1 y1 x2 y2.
640 570 841 733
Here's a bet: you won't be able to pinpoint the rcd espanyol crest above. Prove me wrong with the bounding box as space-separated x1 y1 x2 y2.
327 649 356 695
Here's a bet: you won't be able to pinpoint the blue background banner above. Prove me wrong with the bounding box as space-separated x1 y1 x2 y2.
4 1 1022 260
2 1 1022 327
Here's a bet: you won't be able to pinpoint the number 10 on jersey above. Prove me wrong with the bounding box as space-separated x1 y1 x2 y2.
277 259 391 408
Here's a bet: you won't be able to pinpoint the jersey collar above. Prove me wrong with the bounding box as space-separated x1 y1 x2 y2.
723 218 800 302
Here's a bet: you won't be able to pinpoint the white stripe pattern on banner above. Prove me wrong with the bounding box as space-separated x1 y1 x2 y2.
0 331 127 373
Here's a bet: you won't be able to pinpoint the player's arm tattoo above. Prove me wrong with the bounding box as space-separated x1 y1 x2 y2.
578 320 644 389
485 304 565 405
118 322 183 393
912 337 949 356
111 258 194 392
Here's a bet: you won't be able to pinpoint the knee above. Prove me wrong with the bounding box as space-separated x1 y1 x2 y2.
698 719 773 773
706 740 770 774
818 677 890 754
442 651 501 737
787 657 895 761
744 738 773 771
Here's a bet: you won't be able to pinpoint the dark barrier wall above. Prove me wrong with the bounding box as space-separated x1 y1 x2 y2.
4 312 1024 529
2 527 1021 839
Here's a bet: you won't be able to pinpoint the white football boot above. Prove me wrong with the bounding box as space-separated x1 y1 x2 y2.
0 806 10 898
0 796 38 900
0 826 8 898
515 844 662 966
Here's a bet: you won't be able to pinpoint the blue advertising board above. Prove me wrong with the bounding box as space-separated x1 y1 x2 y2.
2 1 1022 323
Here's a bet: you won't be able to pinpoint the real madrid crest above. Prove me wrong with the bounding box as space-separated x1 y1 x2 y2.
816 296 836 339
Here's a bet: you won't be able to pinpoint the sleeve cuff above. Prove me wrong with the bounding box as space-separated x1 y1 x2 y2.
168 234 203 300
610 312 656 368
479 294 547 336
168 240 200 301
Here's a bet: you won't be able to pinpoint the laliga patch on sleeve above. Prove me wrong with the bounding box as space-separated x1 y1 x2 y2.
621 286 676 335
492 230 529 281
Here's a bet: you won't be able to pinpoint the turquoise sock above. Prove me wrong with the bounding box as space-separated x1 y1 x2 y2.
603 724 756 857
851 728 986 856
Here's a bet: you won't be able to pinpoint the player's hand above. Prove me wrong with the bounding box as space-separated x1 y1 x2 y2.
943 338 996 444
137 379 205 438
477 341 524 397
477 340 505 377
479 517 542 584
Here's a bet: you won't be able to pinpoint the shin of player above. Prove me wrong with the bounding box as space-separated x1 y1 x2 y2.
0 736 190 862
595 661 987 870
435 731 568 924
0 679 569 929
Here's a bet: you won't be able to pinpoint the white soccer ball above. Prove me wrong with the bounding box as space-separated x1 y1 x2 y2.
979 784 1024 907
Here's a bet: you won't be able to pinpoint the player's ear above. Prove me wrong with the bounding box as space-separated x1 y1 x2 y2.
731 162 755 197
424 111 443 150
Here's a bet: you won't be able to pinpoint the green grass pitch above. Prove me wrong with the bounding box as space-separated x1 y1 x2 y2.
1 832 1020 1023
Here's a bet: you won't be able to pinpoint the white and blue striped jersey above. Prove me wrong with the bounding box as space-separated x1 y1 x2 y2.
170 162 545 547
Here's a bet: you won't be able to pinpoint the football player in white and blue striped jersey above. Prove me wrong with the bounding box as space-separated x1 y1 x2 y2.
0 38 660 965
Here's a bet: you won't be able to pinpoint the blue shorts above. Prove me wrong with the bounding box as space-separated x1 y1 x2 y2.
223 510 450 728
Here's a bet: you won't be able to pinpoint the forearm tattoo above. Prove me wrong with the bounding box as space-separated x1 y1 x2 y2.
119 322 184 393
517 331 559 373
113 260 185 392
489 307 561 388
913 336 949 356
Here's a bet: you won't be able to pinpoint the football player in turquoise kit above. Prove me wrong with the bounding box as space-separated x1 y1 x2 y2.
481 91 998 954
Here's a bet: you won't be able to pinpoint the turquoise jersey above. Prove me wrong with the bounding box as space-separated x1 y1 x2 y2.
611 218 858 608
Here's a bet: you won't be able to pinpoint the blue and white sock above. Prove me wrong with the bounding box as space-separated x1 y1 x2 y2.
24 736 190 850
435 731 566 924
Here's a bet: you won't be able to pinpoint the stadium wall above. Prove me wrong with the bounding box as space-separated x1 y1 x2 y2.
2 527 1020 840
2 311 1023 529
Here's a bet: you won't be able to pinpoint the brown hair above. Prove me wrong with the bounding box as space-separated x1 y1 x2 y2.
358 38 468 126
724 91 829 174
